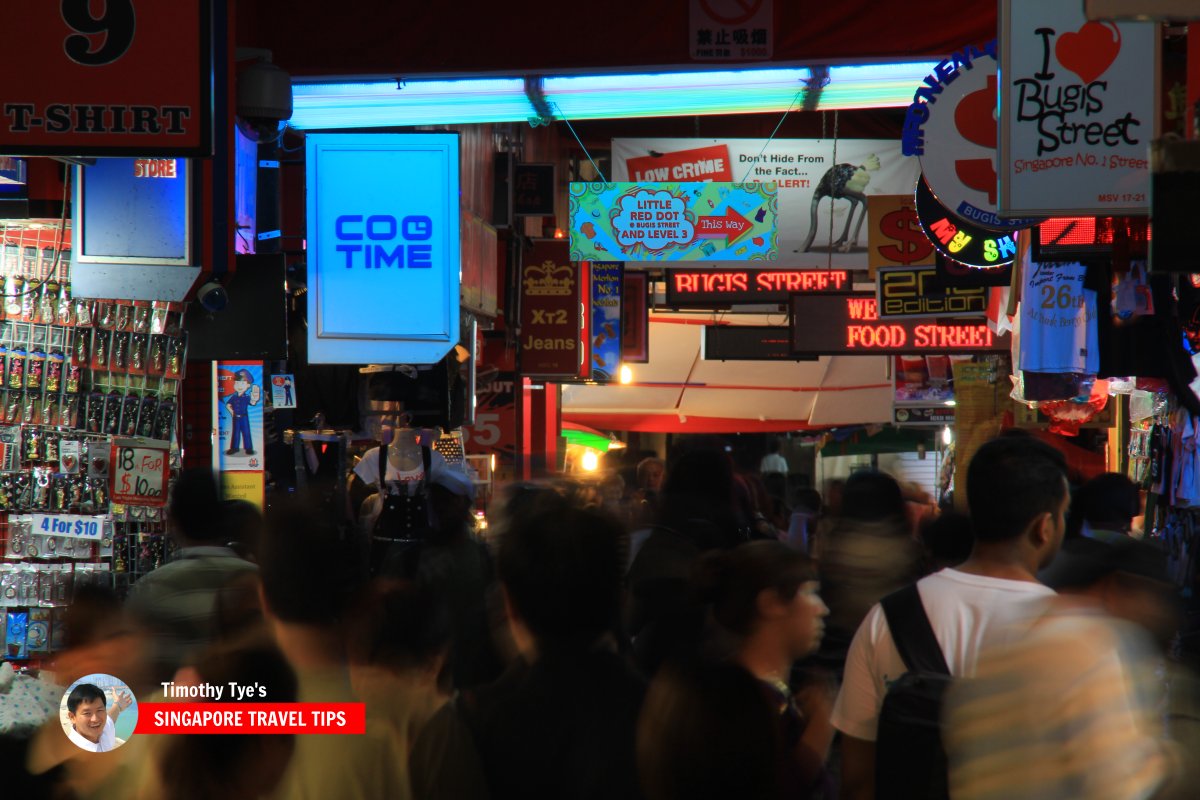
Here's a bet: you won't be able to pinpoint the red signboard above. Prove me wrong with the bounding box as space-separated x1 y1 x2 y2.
520 240 581 378
0 0 213 156
667 268 850 305
790 293 1010 355
625 144 734 183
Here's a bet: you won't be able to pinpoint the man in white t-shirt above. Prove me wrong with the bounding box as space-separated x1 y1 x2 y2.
832 434 1069 800
65 683 132 752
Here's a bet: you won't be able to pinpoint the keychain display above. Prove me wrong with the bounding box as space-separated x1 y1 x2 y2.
0 272 186 664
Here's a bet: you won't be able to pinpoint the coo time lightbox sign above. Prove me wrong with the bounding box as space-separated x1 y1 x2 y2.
306 133 461 364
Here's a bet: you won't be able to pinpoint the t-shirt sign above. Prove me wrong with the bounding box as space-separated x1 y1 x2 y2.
109 444 169 507
0 0 213 156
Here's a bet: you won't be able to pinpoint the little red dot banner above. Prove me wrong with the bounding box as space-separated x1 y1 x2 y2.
135 703 366 734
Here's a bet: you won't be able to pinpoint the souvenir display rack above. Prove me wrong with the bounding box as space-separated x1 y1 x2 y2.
0 242 187 665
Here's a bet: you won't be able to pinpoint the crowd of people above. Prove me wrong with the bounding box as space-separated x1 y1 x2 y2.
1 432 1198 799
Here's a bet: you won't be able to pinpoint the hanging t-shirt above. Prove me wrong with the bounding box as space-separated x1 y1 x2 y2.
1019 261 1099 374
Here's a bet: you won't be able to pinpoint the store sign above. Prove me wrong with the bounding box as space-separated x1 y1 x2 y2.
306 133 460 364
667 268 850 305
704 326 817 361
877 266 988 319
790 293 1010 355
916 175 1019 269
0 0 213 155
513 164 556 217
520 240 581 378
867 195 935 277
589 263 623 382
569 182 778 262
999 1 1158 215
109 443 169 507
689 0 772 61
901 41 1041 232
894 406 955 425
613 139 919 269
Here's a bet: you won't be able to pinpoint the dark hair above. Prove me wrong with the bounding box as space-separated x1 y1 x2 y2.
159 635 298 800
497 501 624 649
840 470 906 523
766 437 782 455
919 511 974 569
637 660 777 800
67 683 106 714
169 468 223 543
1070 472 1139 535
792 488 821 515
259 501 365 626
967 436 1067 542
349 579 451 671
696 541 817 637
222 499 265 560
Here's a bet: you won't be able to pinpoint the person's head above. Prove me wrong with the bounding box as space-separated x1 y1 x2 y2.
766 437 782 455
919 511 974 572
259 501 364 628
638 661 778 800
496 498 624 653
840 470 906 524
66 683 107 741
162 634 297 800
1070 472 1140 537
637 457 666 493
168 468 223 544
662 443 734 502
222 499 264 561
348 578 452 676
1042 537 1179 646
698 541 826 659
792 488 822 516
966 436 1069 568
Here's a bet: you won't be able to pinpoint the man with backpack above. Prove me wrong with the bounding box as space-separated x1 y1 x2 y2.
831 435 1069 800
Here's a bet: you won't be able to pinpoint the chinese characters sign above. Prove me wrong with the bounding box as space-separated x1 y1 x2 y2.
689 0 772 61
569 182 778 262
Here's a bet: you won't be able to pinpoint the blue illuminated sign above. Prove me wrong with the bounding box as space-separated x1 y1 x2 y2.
306 133 460 365
75 158 191 263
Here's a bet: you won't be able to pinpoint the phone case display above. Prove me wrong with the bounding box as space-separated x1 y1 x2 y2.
0 283 185 664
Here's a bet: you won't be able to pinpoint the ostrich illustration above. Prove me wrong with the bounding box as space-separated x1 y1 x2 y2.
801 154 881 253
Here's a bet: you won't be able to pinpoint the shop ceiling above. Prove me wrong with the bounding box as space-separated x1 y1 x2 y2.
237 1 994 79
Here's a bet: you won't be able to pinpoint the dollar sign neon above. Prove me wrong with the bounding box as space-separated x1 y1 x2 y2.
877 206 933 265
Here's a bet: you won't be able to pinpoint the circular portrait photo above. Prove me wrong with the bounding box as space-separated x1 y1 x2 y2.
60 674 138 753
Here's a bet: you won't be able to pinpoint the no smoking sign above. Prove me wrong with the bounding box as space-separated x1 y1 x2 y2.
690 0 773 60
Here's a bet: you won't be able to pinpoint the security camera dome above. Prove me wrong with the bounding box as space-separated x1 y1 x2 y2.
237 59 292 142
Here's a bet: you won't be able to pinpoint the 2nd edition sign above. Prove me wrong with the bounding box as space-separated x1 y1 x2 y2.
0 0 213 156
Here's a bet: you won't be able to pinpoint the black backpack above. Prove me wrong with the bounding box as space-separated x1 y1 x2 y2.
874 584 952 800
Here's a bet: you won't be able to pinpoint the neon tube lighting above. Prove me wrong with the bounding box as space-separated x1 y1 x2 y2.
289 62 940 129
